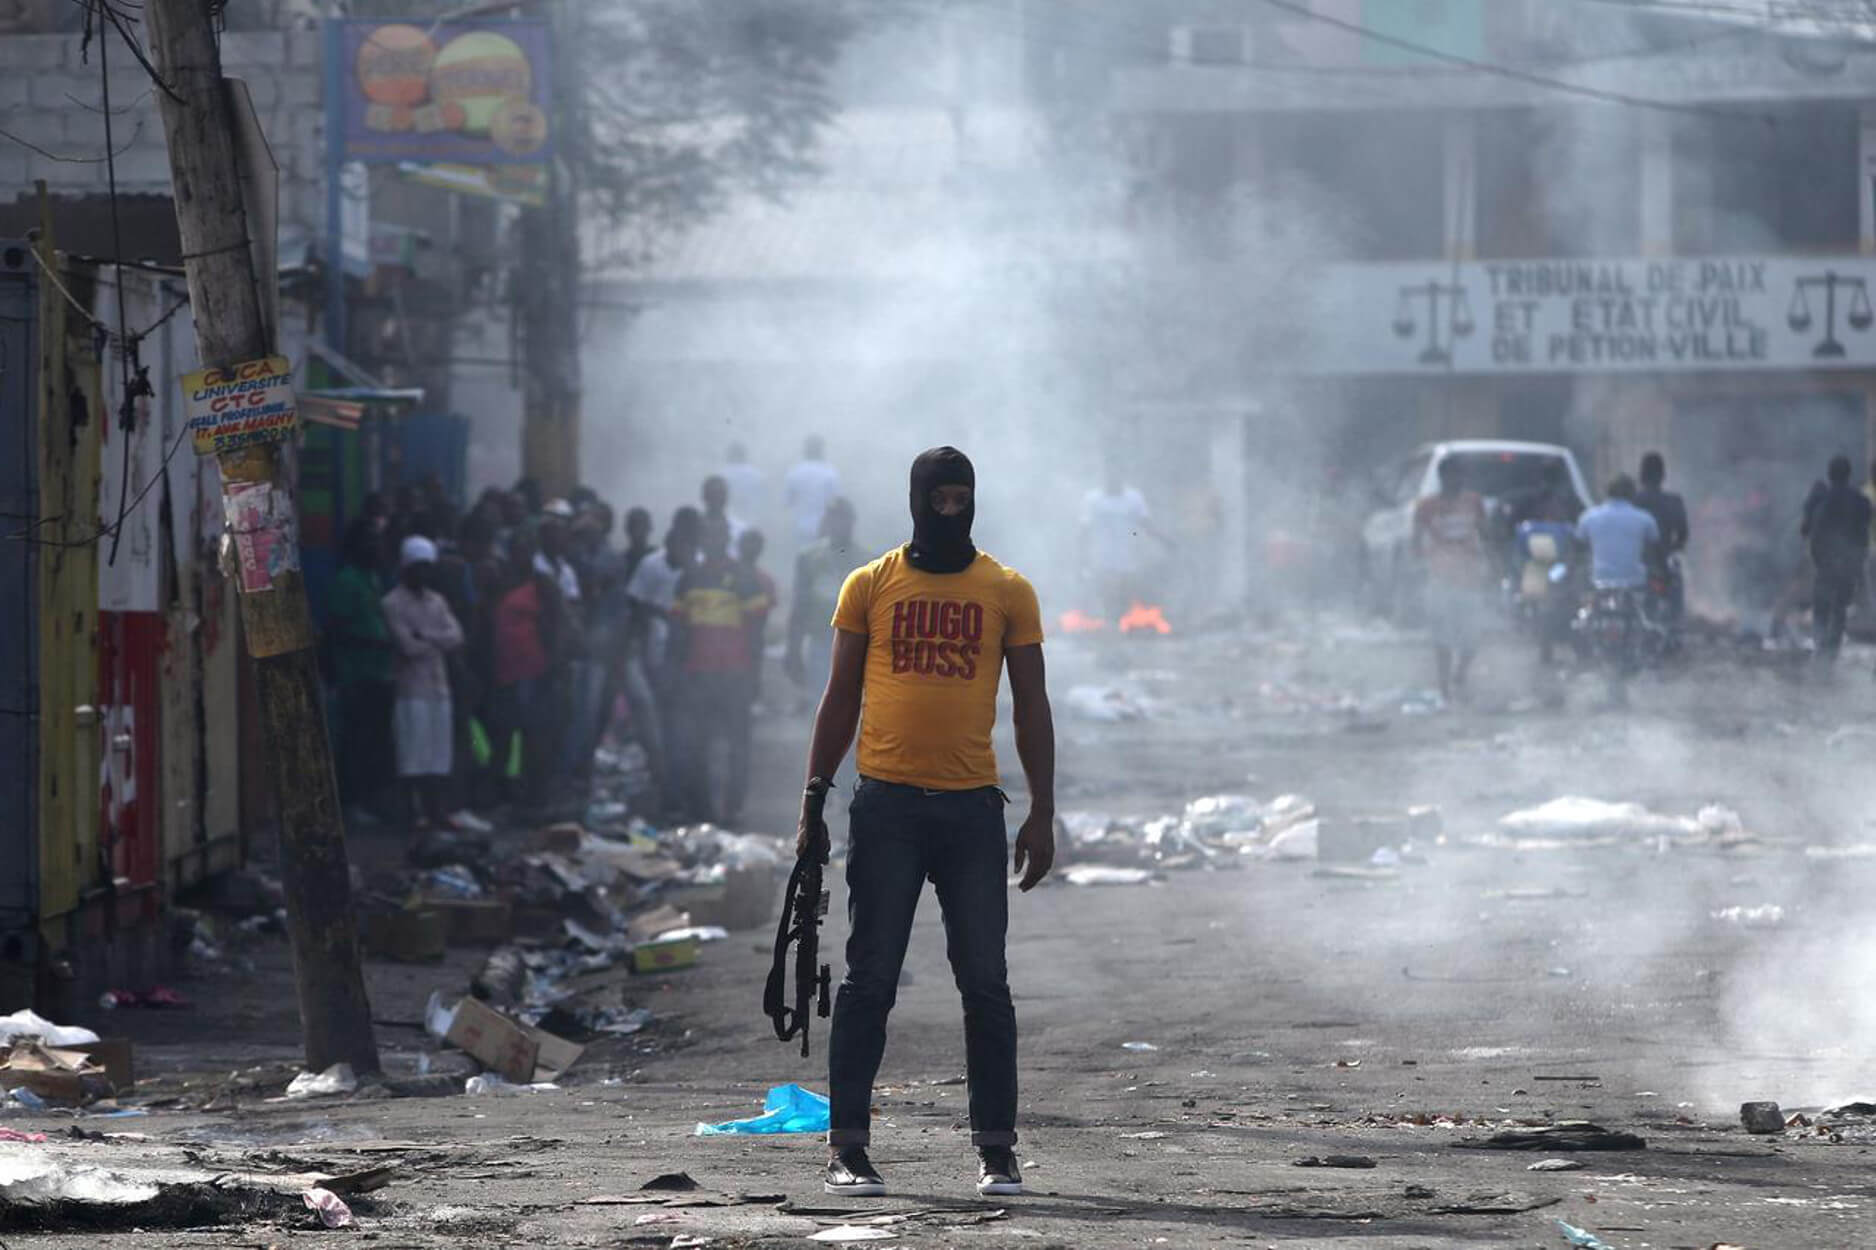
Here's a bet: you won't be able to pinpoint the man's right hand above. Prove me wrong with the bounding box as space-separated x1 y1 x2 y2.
797 779 831 863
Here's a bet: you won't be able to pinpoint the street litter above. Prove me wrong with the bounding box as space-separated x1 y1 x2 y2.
1064 683 1156 722
424 990 458 1040
0 1010 98 1048
1120 1130 1168 1139
1739 1101 1785 1134
1556 1219 1616 1250
1122 1042 1159 1052
1055 793 1329 870
445 997 584 1084
1528 1158 1585 1171
0 1043 114 1106
808 1228 895 1243
1711 904 1784 928
1063 866 1159 887
1458 1122 1646 1151
0 1151 160 1204
97 987 191 1009
695 1083 829 1135
641 1171 700 1191
1494 798 1750 848
464 1074 558 1096
303 1186 354 1229
284 1063 357 1100
1294 1155 1376 1168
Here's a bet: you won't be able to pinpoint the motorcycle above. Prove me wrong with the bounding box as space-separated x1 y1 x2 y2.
1572 581 1674 681
1505 521 1579 659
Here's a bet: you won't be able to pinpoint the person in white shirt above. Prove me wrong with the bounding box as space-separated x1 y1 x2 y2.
624 513 699 817
784 434 841 544
381 536 465 831
721 442 766 526
1080 467 1166 620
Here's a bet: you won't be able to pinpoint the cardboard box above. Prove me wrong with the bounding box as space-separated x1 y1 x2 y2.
422 897 514 946
0 1043 113 1105
631 934 698 974
625 904 690 944
444 997 584 1084
69 1038 134 1092
364 908 448 962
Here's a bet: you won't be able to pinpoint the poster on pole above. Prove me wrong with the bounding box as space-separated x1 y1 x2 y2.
183 356 299 455
335 20 553 166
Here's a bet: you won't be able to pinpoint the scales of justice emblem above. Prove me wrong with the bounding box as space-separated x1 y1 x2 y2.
1392 279 1473 366
1788 271 1872 359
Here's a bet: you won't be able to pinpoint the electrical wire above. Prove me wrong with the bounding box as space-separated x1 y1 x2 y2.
98 0 140 567
2 422 191 550
1250 0 1776 120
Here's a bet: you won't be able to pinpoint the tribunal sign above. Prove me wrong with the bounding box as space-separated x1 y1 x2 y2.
1302 255 1876 376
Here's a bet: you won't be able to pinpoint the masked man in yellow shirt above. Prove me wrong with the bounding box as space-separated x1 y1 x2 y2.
796 446 1055 1199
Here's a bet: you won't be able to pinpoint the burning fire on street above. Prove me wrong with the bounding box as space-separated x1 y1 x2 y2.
1058 604 1173 636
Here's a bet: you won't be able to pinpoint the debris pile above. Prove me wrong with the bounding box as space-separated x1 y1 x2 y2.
384 815 789 1095
1486 797 1764 851
0 1012 133 1111
1056 796 1438 878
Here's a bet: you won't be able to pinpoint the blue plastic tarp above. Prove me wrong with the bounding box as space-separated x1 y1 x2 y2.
694 1083 830 1136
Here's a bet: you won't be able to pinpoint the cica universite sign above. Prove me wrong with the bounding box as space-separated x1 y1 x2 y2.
1301 255 1876 376
183 355 298 455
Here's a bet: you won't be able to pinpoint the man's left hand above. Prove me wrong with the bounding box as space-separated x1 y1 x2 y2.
1012 811 1055 892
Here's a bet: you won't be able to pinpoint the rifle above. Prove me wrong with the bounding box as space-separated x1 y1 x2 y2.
764 786 832 1057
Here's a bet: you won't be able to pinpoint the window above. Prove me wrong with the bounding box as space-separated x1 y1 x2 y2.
1673 105 1858 254
1477 109 1640 259
1261 112 1444 260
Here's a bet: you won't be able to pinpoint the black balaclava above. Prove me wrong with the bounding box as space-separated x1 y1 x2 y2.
906 446 977 574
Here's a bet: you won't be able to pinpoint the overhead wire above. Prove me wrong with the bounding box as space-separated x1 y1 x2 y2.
1002 0 1760 78
1249 0 1778 121
4 0 191 554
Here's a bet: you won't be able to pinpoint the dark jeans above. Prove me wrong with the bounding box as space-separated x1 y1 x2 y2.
827 777 1016 1148
336 679 394 808
1815 565 1858 661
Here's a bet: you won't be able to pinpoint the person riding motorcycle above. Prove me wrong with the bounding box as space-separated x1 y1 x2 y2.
1634 452 1689 626
1574 475 1663 697
1577 474 1661 596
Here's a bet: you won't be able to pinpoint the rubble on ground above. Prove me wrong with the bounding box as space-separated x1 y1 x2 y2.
1054 795 1438 877
1485 797 1767 851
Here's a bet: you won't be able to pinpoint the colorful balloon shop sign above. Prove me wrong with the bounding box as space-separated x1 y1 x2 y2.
334 21 552 165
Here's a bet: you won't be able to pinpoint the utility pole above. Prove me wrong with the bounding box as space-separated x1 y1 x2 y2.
518 0 582 497
144 0 379 1075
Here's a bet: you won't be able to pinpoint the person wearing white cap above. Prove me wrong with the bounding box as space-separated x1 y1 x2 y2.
382 534 466 831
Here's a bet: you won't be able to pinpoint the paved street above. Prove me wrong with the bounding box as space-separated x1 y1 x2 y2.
8 627 1876 1247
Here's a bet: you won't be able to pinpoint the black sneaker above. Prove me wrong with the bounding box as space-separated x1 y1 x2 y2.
824 1148 886 1196
977 1147 1023 1196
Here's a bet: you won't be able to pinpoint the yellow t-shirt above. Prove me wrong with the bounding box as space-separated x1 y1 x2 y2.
832 546 1044 790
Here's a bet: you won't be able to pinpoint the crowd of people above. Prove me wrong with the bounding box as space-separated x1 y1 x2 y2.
321 437 858 835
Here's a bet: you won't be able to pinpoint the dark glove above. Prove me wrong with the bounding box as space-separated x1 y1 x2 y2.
796 777 831 863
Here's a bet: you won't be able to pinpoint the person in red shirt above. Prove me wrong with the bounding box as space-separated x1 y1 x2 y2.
1412 459 1490 703
488 531 566 810
670 517 772 825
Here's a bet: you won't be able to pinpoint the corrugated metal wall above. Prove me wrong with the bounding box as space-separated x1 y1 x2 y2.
0 243 38 964
33 236 103 943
